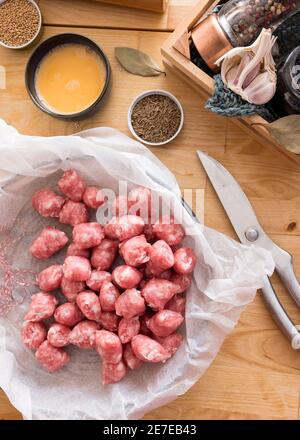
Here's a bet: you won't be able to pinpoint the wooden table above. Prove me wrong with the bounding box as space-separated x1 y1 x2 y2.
1 0 300 421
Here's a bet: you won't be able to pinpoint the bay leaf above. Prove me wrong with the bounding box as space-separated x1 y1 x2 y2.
115 47 165 77
267 115 300 153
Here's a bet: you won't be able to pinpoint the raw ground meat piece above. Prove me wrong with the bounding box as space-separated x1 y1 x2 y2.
58 169 85 202
149 240 174 271
95 329 122 364
102 360 127 385
21 321 47 350
30 226 68 260
146 310 184 337
99 281 120 312
112 195 133 217
61 277 86 303
104 215 144 241
72 222 104 249
36 264 63 292
76 290 102 322
66 243 90 259
170 273 192 294
32 188 65 218
118 316 140 344
68 320 100 349
24 292 58 322
131 335 170 363
54 303 83 327
165 294 186 315
128 186 152 218
119 234 151 267
153 216 185 246
83 186 105 209
86 270 112 292
141 278 179 310
115 288 145 320
123 343 142 370
35 340 70 372
112 265 142 289
47 323 71 348
59 200 88 226
99 312 120 332
91 239 118 271
173 247 197 274
155 333 183 356
63 256 91 281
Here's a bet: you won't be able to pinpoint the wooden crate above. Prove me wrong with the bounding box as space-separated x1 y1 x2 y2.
161 0 300 166
96 0 168 13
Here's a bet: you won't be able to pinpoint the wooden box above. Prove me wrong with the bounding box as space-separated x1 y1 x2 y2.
96 0 168 13
161 0 300 166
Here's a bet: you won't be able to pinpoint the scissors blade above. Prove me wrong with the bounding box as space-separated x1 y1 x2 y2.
196 150 288 266
197 150 262 242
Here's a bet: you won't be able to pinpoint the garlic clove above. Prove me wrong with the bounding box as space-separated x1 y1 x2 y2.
242 61 261 89
233 53 254 87
217 29 277 105
241 71 277 105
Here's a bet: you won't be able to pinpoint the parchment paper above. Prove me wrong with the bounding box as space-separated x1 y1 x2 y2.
0 120 274 420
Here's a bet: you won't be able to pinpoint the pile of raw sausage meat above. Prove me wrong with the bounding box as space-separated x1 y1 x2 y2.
21 170 197 385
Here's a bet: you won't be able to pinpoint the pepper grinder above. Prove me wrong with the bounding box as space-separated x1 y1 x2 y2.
191 0 300 70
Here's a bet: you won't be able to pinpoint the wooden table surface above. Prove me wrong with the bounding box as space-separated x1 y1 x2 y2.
1 0 300 421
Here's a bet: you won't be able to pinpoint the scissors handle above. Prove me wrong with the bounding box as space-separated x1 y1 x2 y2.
262 275 300 349
276 253 300 308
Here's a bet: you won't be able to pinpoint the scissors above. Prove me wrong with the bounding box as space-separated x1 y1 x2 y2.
197 150 300 350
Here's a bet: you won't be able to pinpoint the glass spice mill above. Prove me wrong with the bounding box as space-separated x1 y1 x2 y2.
191 0 300 70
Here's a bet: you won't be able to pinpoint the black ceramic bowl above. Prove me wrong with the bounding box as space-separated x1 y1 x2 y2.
25 33 111 120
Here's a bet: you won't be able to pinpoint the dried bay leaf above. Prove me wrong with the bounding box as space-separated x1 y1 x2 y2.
115 47 165 77
266 115 300 153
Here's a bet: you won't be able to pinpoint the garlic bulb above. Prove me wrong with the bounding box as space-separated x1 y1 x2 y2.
216 29 277 105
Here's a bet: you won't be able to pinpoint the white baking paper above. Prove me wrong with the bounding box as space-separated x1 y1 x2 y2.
0 119 274 420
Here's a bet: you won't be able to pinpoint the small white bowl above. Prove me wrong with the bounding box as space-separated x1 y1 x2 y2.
0 0 42 50
128 89 184 147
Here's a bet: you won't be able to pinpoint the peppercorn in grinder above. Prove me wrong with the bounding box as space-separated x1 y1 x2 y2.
191 0 300 71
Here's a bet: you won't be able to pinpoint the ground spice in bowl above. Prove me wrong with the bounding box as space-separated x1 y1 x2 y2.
0 0 41 49
129 92 183 145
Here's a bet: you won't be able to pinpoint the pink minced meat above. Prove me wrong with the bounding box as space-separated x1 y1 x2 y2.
72 222 104 249
95 329 122 364
115 288 145 320
76 291 102 322
68 320 100 349
30 226 68 260
131 335 170 363
35 340 69 372
63 256 91 282
24 292 58 322
112 265 142 289
21 321 47 350
99 281 120 312
82 186 105 209
36 264 63 292
47 323 71 348
59 200 89 226
32 188 65 218
58 169 86 202
90 239 118 271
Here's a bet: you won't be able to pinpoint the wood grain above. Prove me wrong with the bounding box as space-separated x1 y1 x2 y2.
1 2 300 421
98 0 168 13
38 0 197 31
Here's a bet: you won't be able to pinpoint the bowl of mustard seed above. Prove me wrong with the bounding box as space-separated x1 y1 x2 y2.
128 90 184 146
0 0 42 50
